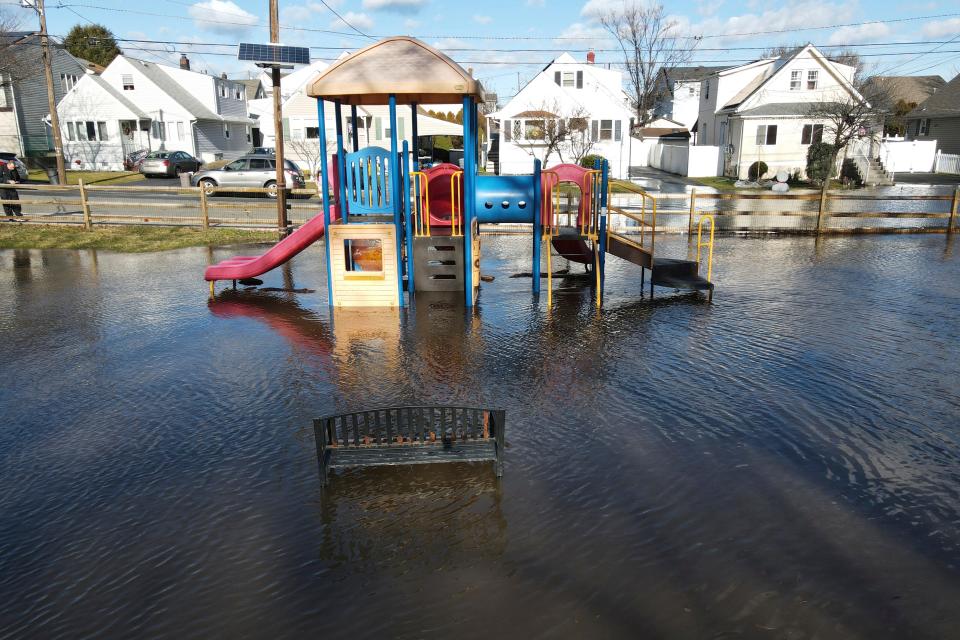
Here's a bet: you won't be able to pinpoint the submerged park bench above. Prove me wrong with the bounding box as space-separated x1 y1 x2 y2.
314 406 505 486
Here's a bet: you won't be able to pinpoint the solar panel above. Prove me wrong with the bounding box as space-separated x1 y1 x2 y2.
238 43 310 66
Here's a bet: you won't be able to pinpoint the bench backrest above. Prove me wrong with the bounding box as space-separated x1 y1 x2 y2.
316 406 504 447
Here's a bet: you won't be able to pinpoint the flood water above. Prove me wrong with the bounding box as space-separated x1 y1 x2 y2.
2 234 960 638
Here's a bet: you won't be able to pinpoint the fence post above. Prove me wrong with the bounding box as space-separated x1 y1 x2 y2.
78 178 92 230
816 185 829 234
950 186 959 234
199 185 209 230
687 188 697 237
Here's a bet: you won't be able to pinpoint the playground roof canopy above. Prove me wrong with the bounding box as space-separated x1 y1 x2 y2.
305 36 483 106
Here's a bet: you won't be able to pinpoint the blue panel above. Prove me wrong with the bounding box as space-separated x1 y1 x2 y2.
474 175 537 224
343 146 394 215
316 99 334 307
238 43 310 65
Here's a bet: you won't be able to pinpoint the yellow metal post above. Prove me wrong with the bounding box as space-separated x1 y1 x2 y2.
78 178 92 230
209 280 215 298
697 214 715 283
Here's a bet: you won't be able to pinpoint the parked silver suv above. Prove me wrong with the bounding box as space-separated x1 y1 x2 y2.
191 155 305 197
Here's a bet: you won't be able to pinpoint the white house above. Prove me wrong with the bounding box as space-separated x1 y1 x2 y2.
489 52 640 178
652 66 728 130
250 86 464 177
695 45 868 179
56 55 254 170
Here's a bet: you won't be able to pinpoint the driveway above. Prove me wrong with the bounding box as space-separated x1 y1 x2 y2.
890 172 960 186
626 166 702 194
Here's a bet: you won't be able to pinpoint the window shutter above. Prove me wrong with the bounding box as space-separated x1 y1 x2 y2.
282 118 290 141
591 120 599 142
398 117 405 140
755 125 765 145
554 71 561 86
576 71 583 89
614 120 622 141
504 120 511 141
375 117 382 140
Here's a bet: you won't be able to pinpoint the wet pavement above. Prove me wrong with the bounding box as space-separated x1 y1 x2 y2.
1 234 960 638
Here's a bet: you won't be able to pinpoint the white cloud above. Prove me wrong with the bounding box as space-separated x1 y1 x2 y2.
404 18 420 28
921 17 960 38
283 4 313 23
188 0 259 34
696 0 724 17
579 0 621 19
330 11 375 31
526 0 546 6
827 22 890 45
682 2 857 43
362 0 428 14
554 21 609 50
473 15 492 24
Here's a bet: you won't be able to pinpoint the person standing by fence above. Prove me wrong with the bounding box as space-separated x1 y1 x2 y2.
1 159 22 218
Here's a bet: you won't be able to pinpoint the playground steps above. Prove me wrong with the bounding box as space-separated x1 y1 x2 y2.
651 258 714 291
607 234 653 269
413 236 465 292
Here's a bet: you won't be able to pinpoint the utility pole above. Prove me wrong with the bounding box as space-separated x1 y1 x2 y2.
30 0 66 184
269 0 288 236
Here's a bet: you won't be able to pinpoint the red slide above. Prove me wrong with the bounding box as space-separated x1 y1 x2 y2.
204 205 337 282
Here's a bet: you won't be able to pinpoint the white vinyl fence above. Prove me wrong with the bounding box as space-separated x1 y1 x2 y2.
934 151 960 175
648 143 720 177
878 139 938 173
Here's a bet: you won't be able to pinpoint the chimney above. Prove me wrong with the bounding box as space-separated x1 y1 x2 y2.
587 50 595 64
221 72 227 80
179 54 190 70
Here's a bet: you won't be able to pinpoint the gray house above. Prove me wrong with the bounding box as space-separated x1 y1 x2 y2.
0 32 87 162
905 73 960 155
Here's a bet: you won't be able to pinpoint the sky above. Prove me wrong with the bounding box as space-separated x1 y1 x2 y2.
14 0 960 101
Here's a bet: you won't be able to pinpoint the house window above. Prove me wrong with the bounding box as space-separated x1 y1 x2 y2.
85 122 96 140
306 126 319 139
235 86 243 100
224 124 230 139
177 122 185 141
688 85 695 96
525 120 545 140
562 72 574 87
918 118 929 136
756 124 778 145
807 70 818 90
246 125 251 142
503 119 512 141
790 70 801 90
598 119 613 141
122 74 134 90
704 81 709 100
97 122 108 141
801 123 823 145
151 121 166 140
60 73 79 92
66 122 76 141
219 84 227 98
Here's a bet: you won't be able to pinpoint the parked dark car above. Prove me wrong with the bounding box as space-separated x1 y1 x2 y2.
191 155 305 197
140 151 202 178
123 149 149 171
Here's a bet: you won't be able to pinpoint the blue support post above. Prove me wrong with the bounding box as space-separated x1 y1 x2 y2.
350 105 359 151
410 103 419 170
402 139 415 294
462 95 474 307
388 94 405 307
316 98 334 307
532 158 541 295
598 213 607 303
601 159 609 208
334 101 347 224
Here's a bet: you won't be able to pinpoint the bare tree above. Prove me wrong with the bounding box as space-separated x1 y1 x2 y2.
512 101 592 167
286 135 336 182
565 116 594 165
0 9 26 84
600 2 696 128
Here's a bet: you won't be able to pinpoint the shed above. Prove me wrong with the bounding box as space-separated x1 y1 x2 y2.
305 36 483 106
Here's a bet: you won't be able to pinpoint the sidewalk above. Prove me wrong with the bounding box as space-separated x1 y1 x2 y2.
890 173 960 186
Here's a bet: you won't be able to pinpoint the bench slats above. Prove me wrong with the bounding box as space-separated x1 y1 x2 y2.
314 406 505 486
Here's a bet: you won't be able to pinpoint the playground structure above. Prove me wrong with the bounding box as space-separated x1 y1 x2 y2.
204 36 715 307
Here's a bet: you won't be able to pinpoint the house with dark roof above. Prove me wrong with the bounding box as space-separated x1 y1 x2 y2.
55 55 254 170
905 73 960 155
652 66 729 129
695 44 874 180
0 32 87 161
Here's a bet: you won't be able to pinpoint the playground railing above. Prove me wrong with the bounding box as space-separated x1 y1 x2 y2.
582 169 603 238
411 171 430 237
540 170 560 237
607 181 657 258
451 170 463 237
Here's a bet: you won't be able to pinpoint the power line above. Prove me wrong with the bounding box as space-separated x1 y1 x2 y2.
311 0 373 40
